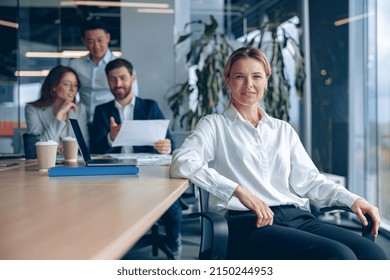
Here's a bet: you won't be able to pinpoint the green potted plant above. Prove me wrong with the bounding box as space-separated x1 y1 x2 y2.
245 6 305 122
165 15 234 131
166 7 305 130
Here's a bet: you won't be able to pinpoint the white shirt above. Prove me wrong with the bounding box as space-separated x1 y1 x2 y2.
107 97 136 153
170 104 360 212
69 49 139 123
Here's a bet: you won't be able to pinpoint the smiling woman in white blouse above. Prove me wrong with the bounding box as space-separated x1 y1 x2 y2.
170 47 387 260
25 65 89 151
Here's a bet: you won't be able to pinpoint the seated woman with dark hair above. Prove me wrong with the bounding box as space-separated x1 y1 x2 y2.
25 65 89 151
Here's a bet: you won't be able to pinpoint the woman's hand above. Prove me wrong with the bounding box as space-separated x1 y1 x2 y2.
58 143 64 153
154 139 171 154
233 185 274 228
55 100 78 121
351 198 381 237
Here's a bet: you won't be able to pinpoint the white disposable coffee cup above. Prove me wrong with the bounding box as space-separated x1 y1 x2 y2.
35 140 58 171
62 136 78 162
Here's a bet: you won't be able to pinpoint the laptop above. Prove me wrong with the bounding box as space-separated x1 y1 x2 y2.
0 153 24 160
69 118 137 167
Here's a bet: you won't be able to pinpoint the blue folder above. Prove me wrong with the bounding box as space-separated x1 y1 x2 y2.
48 166 139 177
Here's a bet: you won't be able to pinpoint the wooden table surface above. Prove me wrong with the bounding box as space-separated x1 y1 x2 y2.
0 159 189 259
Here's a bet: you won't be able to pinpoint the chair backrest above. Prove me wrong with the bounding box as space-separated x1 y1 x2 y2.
13 127 27 154
195 186 228 260
198 187 212 257
170 131 190 149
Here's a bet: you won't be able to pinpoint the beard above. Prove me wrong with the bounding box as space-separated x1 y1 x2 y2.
113 87 131 100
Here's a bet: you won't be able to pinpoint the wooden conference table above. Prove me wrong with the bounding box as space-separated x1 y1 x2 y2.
0 158 189 259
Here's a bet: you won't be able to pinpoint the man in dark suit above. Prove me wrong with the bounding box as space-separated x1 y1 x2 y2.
91 61 172 155
91 58 182 259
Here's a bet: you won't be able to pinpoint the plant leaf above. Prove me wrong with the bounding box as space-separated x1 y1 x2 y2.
176 33 192 45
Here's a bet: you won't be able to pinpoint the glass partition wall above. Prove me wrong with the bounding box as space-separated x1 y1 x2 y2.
346 0 390 231
0 0 20 152
376 0 390 230
0 0 389 232
0 0 122 153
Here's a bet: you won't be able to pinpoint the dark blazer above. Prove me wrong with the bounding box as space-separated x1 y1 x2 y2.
91 97 175 154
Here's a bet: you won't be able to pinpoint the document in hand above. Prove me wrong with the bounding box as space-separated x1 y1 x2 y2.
112 120 170 147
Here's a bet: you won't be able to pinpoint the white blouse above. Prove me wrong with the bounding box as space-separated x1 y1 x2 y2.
170 104 360 212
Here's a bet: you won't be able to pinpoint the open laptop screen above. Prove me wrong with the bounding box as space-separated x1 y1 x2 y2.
69 118 92 163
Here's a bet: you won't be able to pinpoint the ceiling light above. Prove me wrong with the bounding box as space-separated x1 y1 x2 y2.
14 70 50 77
25 50 122 58
61 1 169 9
136 8 174 14
0 19 19 29
334 12 373 26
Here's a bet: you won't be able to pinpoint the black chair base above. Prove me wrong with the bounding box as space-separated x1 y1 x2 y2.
132 224 175 259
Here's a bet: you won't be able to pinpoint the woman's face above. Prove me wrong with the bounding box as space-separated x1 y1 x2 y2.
226 57 268 108
53 72 79 102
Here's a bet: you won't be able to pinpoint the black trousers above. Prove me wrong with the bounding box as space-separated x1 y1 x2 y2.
159 199 182 243
226 206 388 260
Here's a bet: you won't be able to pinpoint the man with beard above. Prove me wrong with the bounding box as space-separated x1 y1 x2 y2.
91 58 172 155
91 58 182 259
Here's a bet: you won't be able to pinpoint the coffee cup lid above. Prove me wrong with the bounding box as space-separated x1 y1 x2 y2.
62 136 76 141
35 140 58 146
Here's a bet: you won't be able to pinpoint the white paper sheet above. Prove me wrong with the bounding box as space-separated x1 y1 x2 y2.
108 153 172 166
112 120 170 147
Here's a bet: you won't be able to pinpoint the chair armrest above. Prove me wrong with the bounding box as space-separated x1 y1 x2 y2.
320 206 375 241
179 197 189 210
188 211 228 259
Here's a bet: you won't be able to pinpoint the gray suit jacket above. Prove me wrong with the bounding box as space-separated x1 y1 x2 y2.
25 103 89 148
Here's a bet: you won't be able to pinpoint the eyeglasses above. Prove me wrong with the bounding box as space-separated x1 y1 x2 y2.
62 81 79 90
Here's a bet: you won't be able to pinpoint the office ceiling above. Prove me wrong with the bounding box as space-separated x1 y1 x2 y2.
0 0 290 79
1 0 288 49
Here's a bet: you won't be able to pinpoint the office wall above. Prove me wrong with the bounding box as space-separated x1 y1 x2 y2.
120 0 176 122
120 0 226 129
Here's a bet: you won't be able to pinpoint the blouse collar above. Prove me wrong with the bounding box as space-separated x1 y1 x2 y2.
223 103 276 129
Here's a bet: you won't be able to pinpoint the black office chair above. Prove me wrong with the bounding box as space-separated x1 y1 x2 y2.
129 195 191 260
189 186 375 260
132 222 175 259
